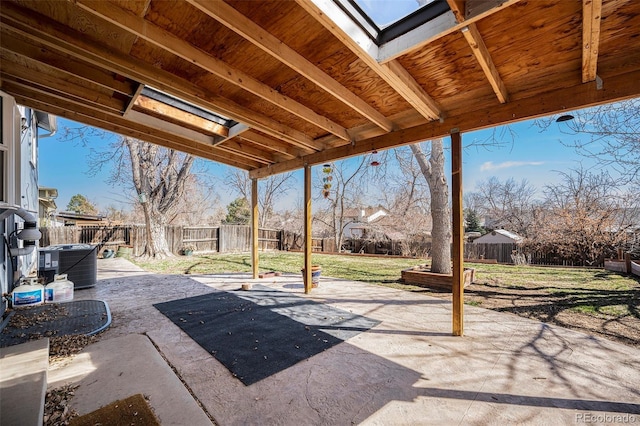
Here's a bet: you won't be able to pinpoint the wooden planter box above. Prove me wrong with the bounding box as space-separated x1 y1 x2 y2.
401 266 475 290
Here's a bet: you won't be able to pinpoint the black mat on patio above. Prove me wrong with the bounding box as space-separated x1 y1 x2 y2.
153 285 380 385
0 300 111 348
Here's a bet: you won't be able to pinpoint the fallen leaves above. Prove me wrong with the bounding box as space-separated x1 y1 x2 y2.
44 384 79 426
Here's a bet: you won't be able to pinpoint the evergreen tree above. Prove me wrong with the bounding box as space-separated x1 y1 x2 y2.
66 194 98 215
464 209 484 233
224 197 251 224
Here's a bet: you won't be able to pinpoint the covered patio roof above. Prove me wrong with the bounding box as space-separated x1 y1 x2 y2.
1 0 639 177
2 0 639 335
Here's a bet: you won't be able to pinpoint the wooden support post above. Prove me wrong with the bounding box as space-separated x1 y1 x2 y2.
625 252 632 274
451 130 464 336
304 164 312 294
251 178 259 279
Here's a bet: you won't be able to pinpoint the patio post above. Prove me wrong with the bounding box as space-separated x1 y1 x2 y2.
251 177 259 279
304 164 312 294
451 130 464 336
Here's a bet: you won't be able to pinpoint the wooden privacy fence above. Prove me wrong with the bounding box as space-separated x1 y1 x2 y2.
40 225 283 255
39 225 626 267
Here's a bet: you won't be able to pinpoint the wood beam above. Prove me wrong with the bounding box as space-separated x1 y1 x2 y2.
582 0 602 83
123 83 144 116
74 0 335 145
379 0 523 62
250 67 640 178
133 95 229 137
451 130 464 336
186 0 388 135
460 24 509 103
125 109 217 146
0 2 318 150
303 164 312 294
238 132 304 159
3 80 260 169
216 139 280 165
252 178 259 279
296 0 442 122
0 29 135 97
447 0 466 23
0 58 125 113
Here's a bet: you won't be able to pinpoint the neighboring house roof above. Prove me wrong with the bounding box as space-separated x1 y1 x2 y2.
54 211 107 225
38 186 59 213
473 229 523 244
343 206 388 223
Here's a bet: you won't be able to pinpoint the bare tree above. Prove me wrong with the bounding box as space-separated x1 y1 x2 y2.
315 157 370 252
410 139 451 274
167 175 224 226
124 137 194 258
63 127 206 258
224 169 296 227
539 99 640 183
470 177 538 236
527 167 634 265
379 147 432 256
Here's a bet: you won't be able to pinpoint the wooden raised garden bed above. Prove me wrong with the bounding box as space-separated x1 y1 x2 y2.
401 266 475 290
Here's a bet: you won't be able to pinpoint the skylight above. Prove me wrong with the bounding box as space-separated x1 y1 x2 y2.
335 0 450 44
141 87 237 128
353 0 435 29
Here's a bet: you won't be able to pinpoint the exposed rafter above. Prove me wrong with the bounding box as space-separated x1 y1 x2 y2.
123 83 144 116
238 132 308 159
582 0 602 83
74 0 349 142
250 67 640 178
362 0 523 64
4 81 260 169
460 24 508 103
0 57 124 113
185 0 390 135
0 30 135 97
295 0 442 122
447 0 509 103
0 3 320 151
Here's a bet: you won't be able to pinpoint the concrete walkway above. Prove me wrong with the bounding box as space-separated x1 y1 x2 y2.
58 257 640 425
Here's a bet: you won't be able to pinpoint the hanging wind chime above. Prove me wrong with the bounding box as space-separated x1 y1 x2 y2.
322 163 333 198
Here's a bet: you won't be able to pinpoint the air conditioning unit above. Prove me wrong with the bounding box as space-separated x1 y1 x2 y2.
38 244 97 289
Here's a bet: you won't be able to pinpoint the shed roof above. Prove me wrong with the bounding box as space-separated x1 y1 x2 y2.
1 0 639 177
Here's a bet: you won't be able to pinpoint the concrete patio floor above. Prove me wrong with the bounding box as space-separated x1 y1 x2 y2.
49 257 640 425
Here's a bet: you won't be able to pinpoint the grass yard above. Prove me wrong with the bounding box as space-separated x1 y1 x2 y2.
133 252 640 347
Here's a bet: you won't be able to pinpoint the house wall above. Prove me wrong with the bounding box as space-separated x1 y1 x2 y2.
1 91 40 316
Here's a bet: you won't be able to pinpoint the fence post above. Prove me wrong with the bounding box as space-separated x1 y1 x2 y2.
625 252 632 274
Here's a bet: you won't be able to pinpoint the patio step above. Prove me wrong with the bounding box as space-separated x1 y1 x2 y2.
0 338 49 426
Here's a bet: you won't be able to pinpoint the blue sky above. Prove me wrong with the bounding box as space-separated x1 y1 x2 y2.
38 115 599 214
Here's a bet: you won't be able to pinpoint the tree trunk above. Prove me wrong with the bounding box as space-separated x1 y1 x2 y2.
141 203 172 258
410 140 452 274
124 137 193 259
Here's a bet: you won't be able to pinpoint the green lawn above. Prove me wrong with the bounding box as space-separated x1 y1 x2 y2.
132 251 640 346
134 251 420 284
134 251 637 293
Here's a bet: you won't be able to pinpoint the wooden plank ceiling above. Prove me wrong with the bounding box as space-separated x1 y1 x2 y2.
1 0 639 178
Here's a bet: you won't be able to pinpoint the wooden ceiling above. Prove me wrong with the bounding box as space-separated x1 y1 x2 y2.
1 0 639 178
